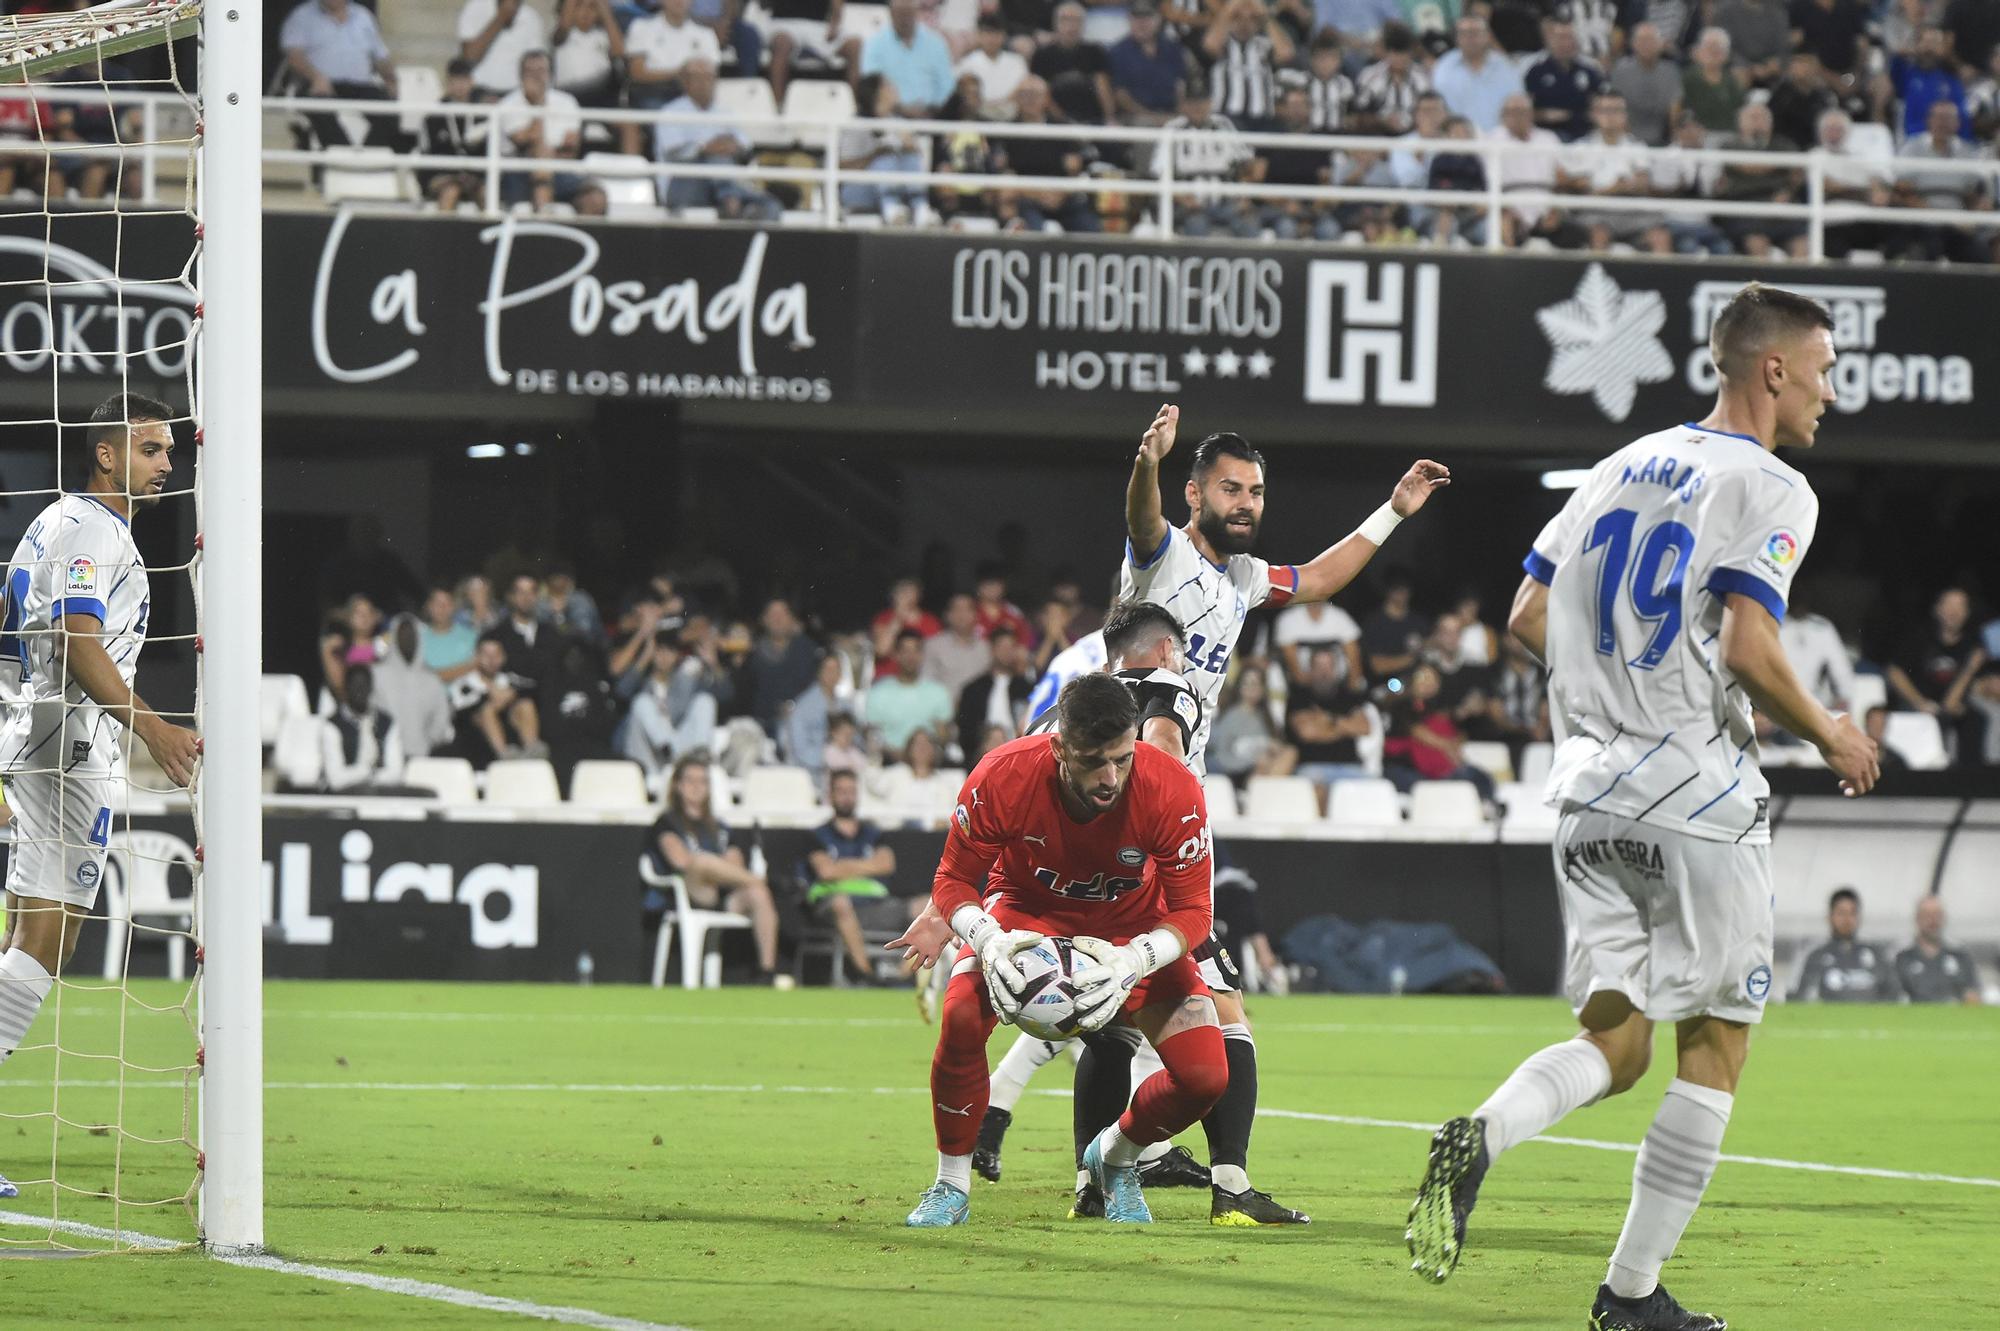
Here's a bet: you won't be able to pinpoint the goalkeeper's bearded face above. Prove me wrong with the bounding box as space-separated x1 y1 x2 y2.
1054 729 1138 817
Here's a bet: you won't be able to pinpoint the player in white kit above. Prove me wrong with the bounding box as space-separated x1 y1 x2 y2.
1406 286 1880 1330
0 394 199 1200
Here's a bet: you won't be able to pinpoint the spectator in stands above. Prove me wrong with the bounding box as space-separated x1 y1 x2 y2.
1778 589 1858 716
457 573 502 633
1433 13 1525 133
491 572 560 705
625 0 721 153
1892 100 1995 264
1203 0 1292 130
1794 888 1902 1002
459 0 552 100
497 49 586 208
1295 30 1355 134
871 577 940 680
1387 90 1453 235
553 0 625 112
1714 100 1808 258
624 634 721 779
1488 90 1587 248
1864 704 1912 771
541 564 604 643
279 0 403 150
650 755 783 984
40 61 122 201
1891 26 1971 142
320 665 405 793
1361 573 1429 682
1879 0 1941 62
374 615 456 760
1649 109 1735 255
1031 2 1116 126
654 58 782 218
1275 598 1362 688
1255 83 1342 241
686 0 762 78
1426 116 1491 244
956 625 1033 758
806 769 915 984
546 637 619 775
1210 668 1297 781
922 593 991 698
1791 0 1871 80
972 565 1032 644
824 711 870 774
420 586 479 681
421 58 489 210
1314 0 1401 48
1896 897 1983 1003
1767 50 1836 150
1109 1 1190 130
1969 46 2000 141
761 0 863 106
840 75 936 223
1887 585 1984 762
1681 27 1746 134
1158 78 1258 237
990 77 1102 232
1526 16 1607 142
448 636 546 766
1481 630 1549 767
1382 662 1496 801
779 652 846 778
1352 22 1432 135
873 728 958 824
1609 21 1679 147
1030 596 1078 675
962 14 1032 116
746 598 821 736
862 0 958 116
1713 0 1788 86
870 628 955 756
1448 590 1494 666
319 592 385 706
1286 646 1374 799
1561 90 1671 252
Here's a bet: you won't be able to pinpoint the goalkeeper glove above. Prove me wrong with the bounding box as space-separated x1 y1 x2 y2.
950 906 1045 1024
1070 930 1183 1032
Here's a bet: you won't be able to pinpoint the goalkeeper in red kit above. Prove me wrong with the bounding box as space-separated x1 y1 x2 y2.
905 673 1226 1228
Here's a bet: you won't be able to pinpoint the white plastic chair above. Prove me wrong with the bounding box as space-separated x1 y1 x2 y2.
1243 775 1319 824
1409 780 1487 830
642 856 751 988
1460 741 1514 783
581 150 660 213
570 759 649 809
1326 778 1401 830
1201 773 1240 821
404 756 478 805
321 146 414 204
737 765 820 821
714 76 785 148
1517 742 1555 790
1883 712 1949 770
395 63 443 134
260 673 310 746
839 4 892 48
1847 672 1888 717
484 758 562 806
272 714 326 790
779 78 856 151
1498 781 1560 837
100 829 196 980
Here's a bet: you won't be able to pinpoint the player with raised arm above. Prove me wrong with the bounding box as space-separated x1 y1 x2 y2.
905 673 1225 1227
0 393 200 1199
1405 285 1880 1331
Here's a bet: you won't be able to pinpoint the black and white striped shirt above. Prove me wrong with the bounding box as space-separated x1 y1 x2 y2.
1353 60 1432 134
1568 0 1624 66
1281 67 1356 132
1210 33 1279 124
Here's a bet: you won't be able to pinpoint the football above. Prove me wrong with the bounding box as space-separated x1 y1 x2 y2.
1012 937 1084 1041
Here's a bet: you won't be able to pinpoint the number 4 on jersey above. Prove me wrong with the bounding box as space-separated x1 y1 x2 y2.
1584 507 1696 671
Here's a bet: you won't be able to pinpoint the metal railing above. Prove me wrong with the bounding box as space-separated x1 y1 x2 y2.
13 86 2000 262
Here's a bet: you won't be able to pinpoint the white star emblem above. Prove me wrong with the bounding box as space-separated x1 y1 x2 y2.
1181 347 1209 378
1214 347 1242 378
1535 263 1674 423
1246 350 1273 379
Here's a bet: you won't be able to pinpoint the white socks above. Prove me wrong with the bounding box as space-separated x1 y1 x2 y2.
1606 1079 1734 1300
988 1034 1069 1114
1096 1124 1142 1167
1211 1163 1250 1193
936 1152 972 1194
1474 1036 1613 1160
0 949 53 1063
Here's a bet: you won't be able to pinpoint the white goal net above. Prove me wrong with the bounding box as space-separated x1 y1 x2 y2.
0 0 243 1256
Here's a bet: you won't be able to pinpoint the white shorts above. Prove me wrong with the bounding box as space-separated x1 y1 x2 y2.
3 770 111 909
759 17 837 55
1554 804 1774 1025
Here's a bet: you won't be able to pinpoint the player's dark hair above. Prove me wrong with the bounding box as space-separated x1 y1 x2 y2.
1708 283 1834 382
1056 672 1139 753
1829 887 1860 911
1102 599 1185 664
1189 432 1266 486
79 392 172 485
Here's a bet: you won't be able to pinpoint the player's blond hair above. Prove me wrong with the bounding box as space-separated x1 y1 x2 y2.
1708 284 1834 383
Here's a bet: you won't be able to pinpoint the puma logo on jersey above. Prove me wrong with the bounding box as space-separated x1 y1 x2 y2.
1022 834 1048 847
1179 808 1201 823
936 1103 973 1116
970 787 983 808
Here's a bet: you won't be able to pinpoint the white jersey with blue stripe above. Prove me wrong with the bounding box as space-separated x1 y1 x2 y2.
1025 630 1106 724
1527 423 1819 845
1120 525 1298 775
0 494 150 777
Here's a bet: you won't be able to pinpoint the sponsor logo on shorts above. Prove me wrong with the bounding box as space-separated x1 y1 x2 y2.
1116 846 1146 867
66 556 95 591
76 861 99 888
1566 837 1665 881
1745 964 1772 1003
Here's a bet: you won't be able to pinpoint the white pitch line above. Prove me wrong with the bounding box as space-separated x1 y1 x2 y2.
6 1078 1993 1190
0 1211 694 1330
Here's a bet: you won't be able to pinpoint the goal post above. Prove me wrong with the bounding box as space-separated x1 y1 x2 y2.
196 0 263 1255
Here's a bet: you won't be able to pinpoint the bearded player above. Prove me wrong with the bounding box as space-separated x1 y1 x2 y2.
905 672 1224 1227
1405 285 1879 1330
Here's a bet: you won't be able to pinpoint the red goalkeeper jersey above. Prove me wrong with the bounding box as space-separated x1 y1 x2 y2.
931 733 1213 948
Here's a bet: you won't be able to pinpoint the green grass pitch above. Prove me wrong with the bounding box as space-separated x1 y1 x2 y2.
0 981 1993 1327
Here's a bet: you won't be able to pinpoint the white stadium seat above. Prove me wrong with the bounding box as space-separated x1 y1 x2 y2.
1517 742 1554 790
1460 741 1514 784
582 151 662 213
737 765 821 821
1847 672 1888 717
570 759 649 810
1409 780 1486 830
394 63 443 134
320 145 414 204
271 714 325 790
1243 775 1319 824
1201 774 1240 821
260 673 311 746
1883 711 1949 770
780 78 855 151
1326 778 1401 830
404 756 478 805
1498 782 1559 838
714 77 785 148
485 759 562 807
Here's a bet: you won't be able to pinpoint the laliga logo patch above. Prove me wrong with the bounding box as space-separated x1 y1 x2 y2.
76 861 100 888
1745 964 1772 1003
67 556 95 590
1755 530 1798 577
953 803 971 836
1116 846 1146 867
1172 692 1198 726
